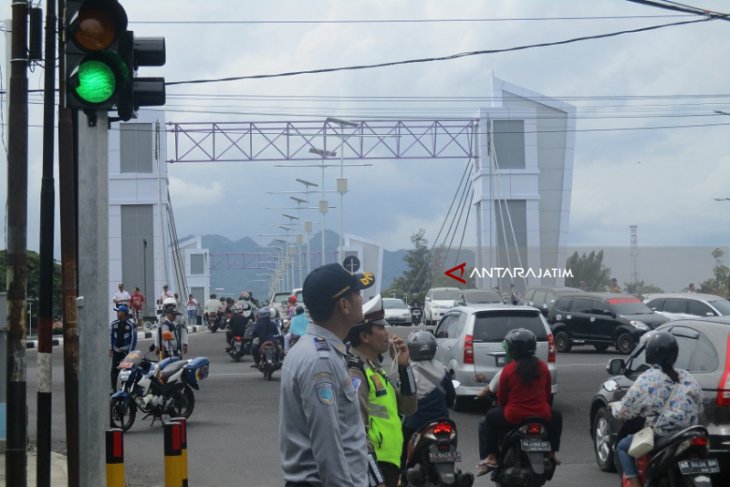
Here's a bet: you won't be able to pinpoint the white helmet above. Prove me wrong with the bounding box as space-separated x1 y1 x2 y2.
162 297 177 314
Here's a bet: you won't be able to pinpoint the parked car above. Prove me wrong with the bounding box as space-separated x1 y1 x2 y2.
644 292 730 320
424 287 461 325
432 304 557 410
547 293 669 354
454 288 503 306
522 286 583 315
589 318 730 483
382 298 411 326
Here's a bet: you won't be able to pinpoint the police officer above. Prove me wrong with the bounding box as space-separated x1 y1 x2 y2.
347 294 417 487
154 298 188 359
109 304 137 392
279 263 377 487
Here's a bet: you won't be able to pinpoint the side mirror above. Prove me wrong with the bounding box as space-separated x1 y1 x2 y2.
149 344 155 352
607 358 626 376
604 309 615 318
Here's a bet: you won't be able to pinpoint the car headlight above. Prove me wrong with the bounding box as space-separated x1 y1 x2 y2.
630 320 649 331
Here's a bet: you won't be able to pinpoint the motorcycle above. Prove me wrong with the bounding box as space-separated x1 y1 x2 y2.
205 311 221 333
411 306 423 326
109 347 210 431
615 425 719 487
255 337 283 380
403 418 474 487
490 418 556 487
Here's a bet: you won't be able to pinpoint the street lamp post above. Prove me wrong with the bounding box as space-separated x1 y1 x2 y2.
326 117 359 264
309 147 337 266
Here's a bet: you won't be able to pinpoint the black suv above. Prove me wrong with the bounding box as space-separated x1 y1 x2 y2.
589 319 730 483
546 293 669 354
522 286 583 316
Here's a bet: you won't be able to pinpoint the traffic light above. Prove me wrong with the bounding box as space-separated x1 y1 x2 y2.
65 0 166 121
64 0 129 110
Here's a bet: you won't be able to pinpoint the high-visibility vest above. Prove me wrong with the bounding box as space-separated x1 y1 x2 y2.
364 366 402 466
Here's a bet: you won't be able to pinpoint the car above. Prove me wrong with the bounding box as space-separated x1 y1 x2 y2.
382 298 411 325
424 287 461 325
589 318 730 483
547 293 670 354
644 293 730 320
522 286 583 315
432 304 557 410
269 291 292 310
454 288 504 306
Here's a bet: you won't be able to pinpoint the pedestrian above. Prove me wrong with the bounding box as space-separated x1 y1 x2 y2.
279 263 378 487
157 284 174 313
510 283 520 305
109 304 137 392
347 294 417 487
686 282 697 293
186 293 199 326
607 277 622 293
155 298 188 359
113 283 131 307
130 286 145 325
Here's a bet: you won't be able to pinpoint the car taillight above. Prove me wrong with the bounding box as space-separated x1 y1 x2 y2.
433 422 453 435
547 333 556 363
717 334 730 407
464 335 474 364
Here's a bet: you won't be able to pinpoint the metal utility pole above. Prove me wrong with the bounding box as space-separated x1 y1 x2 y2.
77 111 110 486
57 0 81 481
36 0 57 484
5 0 29 484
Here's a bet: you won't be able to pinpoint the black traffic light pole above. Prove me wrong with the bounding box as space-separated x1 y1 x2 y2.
5 0 29 484
36 0 58 484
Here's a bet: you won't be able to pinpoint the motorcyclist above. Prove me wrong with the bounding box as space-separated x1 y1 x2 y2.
285 305 308 351
251 306 280 367
155 298 188 359
610 331 703 487
477 328 562 476
226 302 254 351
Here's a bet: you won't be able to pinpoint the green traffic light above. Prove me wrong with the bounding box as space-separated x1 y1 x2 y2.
74 59 116 104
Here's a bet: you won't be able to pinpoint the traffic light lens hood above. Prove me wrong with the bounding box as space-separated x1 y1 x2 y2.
71 1 127 51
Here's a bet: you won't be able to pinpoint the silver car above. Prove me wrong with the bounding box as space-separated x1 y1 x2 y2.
644 293 730 320
433 304 558 410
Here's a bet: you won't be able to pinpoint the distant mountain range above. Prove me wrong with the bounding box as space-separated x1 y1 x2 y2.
195 231 408 301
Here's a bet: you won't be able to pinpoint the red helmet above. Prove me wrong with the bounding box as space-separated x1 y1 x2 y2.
288 295 298 304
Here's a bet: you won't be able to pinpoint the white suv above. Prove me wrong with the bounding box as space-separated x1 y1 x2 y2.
424 287 461 326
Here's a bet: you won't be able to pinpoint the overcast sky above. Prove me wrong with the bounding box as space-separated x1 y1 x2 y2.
1 0 730 267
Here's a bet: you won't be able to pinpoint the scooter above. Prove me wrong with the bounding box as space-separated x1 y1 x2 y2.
490 418 556 487
616 425 719 487
403 418 474 486
110 345 209 431
205 311 221 333
411 306 423 326
256 337 283 380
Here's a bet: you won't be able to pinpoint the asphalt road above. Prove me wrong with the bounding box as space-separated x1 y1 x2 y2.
24 327 624 487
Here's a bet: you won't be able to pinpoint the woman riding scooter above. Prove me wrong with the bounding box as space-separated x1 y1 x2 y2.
610 331 703 487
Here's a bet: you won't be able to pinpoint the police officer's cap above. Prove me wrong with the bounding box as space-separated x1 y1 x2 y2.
113 304 130 314
302 263 375 313
347 294 388 342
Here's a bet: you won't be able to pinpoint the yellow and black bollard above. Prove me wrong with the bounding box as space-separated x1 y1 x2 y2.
164 421 183 487
106 429 125 487
172 417 189 486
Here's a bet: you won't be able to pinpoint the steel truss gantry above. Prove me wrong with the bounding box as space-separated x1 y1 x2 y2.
168 119 479 163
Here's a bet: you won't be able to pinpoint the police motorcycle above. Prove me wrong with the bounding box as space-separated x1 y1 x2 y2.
109 333 210 431
404 381 474 487
205 310 221 333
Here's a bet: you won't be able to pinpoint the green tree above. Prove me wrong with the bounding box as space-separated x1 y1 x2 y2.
699 248 730 297
624 280 663 297
0 249 63 320
564 250 611 291
383 230 435 303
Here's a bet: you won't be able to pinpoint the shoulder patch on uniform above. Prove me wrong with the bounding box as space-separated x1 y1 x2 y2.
313 336 330 351
351 377 362 392
315 382 335 405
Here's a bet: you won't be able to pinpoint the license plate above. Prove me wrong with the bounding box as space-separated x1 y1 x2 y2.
678 458 720 475
520 439 551 452
429 450 461 463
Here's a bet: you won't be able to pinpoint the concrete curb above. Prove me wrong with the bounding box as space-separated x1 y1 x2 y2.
25 324 205 349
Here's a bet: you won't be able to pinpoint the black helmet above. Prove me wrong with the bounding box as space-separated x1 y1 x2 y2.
645 331 678 368
504 328 537 359
407 331 437 361
295 305 305 315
